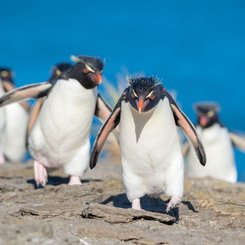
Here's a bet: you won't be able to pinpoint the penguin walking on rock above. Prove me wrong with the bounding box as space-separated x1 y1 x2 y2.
184 103 245 183
90 77 206 212
0 55 111 186
0 68 30 164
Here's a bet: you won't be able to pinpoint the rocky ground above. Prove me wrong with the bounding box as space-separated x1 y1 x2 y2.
0 157 245 245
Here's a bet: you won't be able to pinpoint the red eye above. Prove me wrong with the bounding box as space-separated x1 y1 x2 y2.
83 68 90 74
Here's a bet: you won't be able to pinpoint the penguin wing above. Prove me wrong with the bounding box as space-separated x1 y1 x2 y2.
165 91 206 166
26 97 45 146
2 80 15 92
229 132 245 152
95 93 112 122
0 82 52 107
2 80 31 112
90 101 121 169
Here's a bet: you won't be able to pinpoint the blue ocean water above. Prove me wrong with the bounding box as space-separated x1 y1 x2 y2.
1 0 245 181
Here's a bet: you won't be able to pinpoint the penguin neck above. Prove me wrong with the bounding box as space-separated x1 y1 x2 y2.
197 123 225 142
198 123 223 135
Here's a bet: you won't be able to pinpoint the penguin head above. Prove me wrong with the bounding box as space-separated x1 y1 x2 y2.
69 55 104 89
195 103 220 128
127 77 162 113
0 68 14 84
49 62 72 82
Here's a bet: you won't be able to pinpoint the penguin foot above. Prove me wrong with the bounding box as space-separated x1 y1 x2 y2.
132 198 142 210
0 151 6 165
68 176 82 185
34 160 48 187
166 196 181 212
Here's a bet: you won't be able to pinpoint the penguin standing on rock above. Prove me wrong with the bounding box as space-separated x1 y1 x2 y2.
184 103 245 183
90 77 206 212
0 68 30 164
0 55 112 186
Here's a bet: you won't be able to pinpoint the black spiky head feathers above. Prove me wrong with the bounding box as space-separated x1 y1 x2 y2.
127 76 163 113
129 76 161 97
71 55 104 73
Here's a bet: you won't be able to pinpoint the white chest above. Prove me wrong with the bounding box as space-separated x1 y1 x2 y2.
186 124 236 182
197 124 234 162
31 79 97 150
119 98 182 170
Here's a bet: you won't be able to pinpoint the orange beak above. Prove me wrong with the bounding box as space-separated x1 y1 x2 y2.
94 73 102 84
138 98 144 113
200 116 208 126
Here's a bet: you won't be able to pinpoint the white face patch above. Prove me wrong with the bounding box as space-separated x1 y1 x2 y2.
85 63 95 73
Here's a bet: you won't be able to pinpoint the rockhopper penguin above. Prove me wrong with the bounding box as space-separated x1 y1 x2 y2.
90 77 206 212
184 103 245 183
0 55 112 186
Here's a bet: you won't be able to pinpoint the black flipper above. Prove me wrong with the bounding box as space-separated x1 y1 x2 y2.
164 90 206 166
229 132 245 152
0 82 52 107
2 80 15 92
90 98 123 169
2 80 31 111
94 93 112 122
26 98 46 148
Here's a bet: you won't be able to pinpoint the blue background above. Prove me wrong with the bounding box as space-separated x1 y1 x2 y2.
1 0 245 181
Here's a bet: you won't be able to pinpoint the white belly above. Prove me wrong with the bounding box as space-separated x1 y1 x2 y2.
29 78 97 175
119 98 184 201
0 83 28 162
3 103 28 161
185 124 237 183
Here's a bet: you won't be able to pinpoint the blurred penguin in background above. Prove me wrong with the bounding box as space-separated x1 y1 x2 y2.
184 103 245 183
0 68 30 164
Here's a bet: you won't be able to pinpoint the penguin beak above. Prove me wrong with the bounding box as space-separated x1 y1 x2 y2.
137 98 144 113
93 73 102 85
200 115 208 126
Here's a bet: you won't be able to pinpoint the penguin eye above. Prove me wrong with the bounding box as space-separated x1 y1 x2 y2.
207 111 214 117
146 90 154 99
132 89 138 98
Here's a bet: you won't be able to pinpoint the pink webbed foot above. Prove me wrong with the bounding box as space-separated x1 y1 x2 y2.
68 176 82 185
132 198 142 210
34 160 48 187
166 196 181 212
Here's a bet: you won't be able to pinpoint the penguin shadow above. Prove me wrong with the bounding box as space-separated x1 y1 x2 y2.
101 194 198 221
27 176 102 189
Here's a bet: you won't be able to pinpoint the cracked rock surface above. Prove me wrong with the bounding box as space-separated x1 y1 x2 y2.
0 160 244 245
